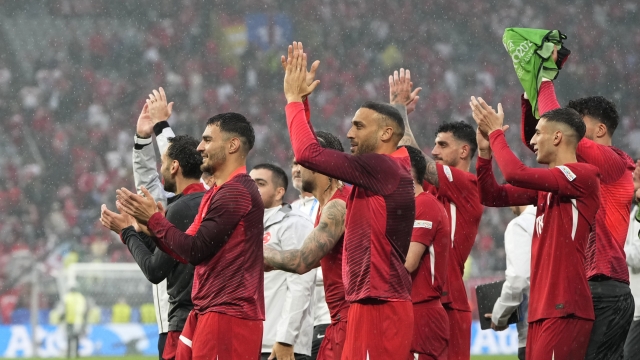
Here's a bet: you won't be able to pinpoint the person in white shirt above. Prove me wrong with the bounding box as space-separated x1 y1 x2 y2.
290 160 329 359
251 163 316 360
486 205 535 360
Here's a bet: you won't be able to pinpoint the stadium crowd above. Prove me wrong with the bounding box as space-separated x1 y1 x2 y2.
1 0 639 325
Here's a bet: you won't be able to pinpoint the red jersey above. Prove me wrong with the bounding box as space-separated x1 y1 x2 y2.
410 192 451 304
522 82 633 284
423 164 483 311
477 131 600 322
315 186 351 322
148 168 265 320
286 102 414 303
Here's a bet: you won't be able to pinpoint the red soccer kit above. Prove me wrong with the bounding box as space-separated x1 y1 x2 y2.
286 101 415 359
148 167 265 359
315 186 351 360
477 130 600 359
408 192 451 360
423 164 483 360
522 81 634 283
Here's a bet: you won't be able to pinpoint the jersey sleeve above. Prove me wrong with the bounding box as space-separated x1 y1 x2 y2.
549 164 601 199
476 156 538 207
434 163 479 207
411 196 441 247
148 183 252 266
521 94 536 153
576 139 629 184
286 101 402 195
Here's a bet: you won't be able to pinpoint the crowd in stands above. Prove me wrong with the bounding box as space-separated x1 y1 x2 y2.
0 0 638 316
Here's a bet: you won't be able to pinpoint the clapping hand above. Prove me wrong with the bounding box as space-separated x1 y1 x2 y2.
389 68 422 114
115 186 162 226
470 96 509 135
281 43 320 100
283 41 321 103
146 87 174 124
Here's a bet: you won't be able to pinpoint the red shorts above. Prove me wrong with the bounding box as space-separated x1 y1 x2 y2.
342 300 413 360
406 301 449 360
163 331 180 360
526 317 593 360
316 318 347 360
176 311 263 360
443 306 471 360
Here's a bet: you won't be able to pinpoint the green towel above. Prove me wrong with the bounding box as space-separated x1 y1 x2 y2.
503 28 567 118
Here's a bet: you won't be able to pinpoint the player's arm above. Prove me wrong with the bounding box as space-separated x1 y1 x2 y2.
284 43 401 194
264 199 346 274
273 215 317 351
118 184 250 266
389 69 440 188
121 226 175 284
492 222 531 327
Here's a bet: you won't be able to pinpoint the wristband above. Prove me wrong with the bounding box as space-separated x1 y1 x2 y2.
134 134 153 150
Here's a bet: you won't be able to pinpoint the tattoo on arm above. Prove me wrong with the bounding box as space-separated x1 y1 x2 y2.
264 200 346 274
392 104 440 188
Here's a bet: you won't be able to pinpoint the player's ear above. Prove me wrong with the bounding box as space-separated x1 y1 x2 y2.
379 126 393 142
460 143 470 160
596 123 607 138
275 186 286 202
171 160 179 176
553 131 563 146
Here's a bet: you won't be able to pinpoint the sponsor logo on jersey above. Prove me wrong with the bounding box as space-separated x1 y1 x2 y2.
443 165 453 182
263 232 271 244
414 220 433 229
536 214 544 236
556 165 576 181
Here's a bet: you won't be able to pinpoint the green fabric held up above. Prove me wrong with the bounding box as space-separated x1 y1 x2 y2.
503 28 567 118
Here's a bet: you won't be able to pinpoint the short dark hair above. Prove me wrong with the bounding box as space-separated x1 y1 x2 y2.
360 101 405 138
206 112 255 152
566 96 619 135
540 107 586 142
436 121 478 158
167 135 203 180
316 131 344 152
252 163 288 191
402 145 427 184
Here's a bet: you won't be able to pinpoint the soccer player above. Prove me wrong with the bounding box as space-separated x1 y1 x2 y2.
471 97 600 359
402 145 451 360
116 112 265 359
263 130 350 360
290 159 329 360
249 163 316 360
485 204 535 360
283 42 415 358
390 68 483 359
517 47 635 359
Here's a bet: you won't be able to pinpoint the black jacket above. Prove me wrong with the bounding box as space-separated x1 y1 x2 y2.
121 190 203 331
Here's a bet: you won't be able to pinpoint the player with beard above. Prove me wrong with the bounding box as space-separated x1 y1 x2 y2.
402 145 451 360
116 112 265 359
264 131 350 360
283 42 415 358
472 98 600 359
517 47 635 359
390 69 483 359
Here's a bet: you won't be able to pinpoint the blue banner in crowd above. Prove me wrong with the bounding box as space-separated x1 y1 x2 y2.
0 322 518 357
245 13 292 51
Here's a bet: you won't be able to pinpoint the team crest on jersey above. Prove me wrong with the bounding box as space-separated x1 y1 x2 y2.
443 165 453 182
263 232 271 244
414 220 433 229
556 165 576 181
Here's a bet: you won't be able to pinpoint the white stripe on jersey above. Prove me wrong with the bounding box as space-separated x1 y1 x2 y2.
450 203 457 248
571 199 578 241
429 245 436 284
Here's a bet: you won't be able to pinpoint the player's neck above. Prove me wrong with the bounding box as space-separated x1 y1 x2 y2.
593 136 612 147
453 159 471 173
175 176 201 195
314 183 339 208
375 142 398 155
414 182 424 197
213 158 246 187
548 151 578 168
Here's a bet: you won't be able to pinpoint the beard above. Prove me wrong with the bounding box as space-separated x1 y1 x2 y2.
354 136 377 155
200 148 226 174
163 179 177 193
301 177 316 194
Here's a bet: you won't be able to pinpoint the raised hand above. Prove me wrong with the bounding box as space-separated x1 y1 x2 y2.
475 127 492 159
281 44 320 99
389 68 422 114
100 204 134 235
470 96 509 135
283 41 320 103
115 186 160 226
146 87 174 124
136 103 154 138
